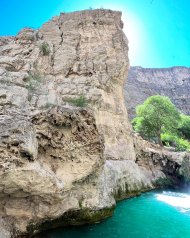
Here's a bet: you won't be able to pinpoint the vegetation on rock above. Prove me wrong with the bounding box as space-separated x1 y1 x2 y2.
39 42 50 56
153 177 173 187
132 95 190 151
28 207 115 236
132 95 180 145
161 132 190 151
179 156 190 182
178 114 190 140
65 95 88 107
26 71 44 91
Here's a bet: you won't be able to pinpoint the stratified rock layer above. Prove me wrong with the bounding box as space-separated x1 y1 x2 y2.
125 66 190 119
0 10 190 237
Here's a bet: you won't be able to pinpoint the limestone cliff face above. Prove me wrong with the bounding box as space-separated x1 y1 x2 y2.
0 10 190 237
125 66 190 119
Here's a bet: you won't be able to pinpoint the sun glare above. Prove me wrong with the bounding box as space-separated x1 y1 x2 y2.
122 12 144 66
93 2 146 66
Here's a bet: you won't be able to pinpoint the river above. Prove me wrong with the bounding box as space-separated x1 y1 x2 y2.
40 190 190 238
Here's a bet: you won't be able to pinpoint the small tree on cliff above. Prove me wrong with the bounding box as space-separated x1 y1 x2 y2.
132 95 181 146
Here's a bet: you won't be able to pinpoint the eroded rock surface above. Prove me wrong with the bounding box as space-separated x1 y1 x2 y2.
0 10 190 237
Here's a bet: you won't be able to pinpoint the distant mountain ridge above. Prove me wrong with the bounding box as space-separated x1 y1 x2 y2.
125 66 190 119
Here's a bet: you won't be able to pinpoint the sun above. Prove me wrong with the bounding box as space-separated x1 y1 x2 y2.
122 12 144 66
93 2 146 66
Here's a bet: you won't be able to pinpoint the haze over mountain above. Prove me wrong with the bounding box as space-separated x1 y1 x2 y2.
125 66 190 119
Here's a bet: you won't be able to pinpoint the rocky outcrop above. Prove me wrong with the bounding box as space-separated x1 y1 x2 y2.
0 10 190 237
125 66 190 119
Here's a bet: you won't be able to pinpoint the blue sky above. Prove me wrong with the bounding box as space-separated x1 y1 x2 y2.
0 0 190 68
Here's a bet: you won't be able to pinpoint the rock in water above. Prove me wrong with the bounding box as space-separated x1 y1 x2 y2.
0 9 190 237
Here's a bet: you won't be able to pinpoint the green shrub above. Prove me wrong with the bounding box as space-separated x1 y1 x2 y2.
40 42 50 56
175 138 190 152
26 71 44 99
26 71 43 90
178 114 190 140
66 95 88 107
161 132 177 147
161 132 190 151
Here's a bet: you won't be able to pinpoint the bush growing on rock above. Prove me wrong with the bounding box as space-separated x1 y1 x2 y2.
161 132 190 151
26 71 44 91
178 114 190 140
40 42 50 56
65 95 88 107
175 138 190 151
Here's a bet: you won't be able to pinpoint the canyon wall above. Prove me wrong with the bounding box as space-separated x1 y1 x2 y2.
125 66 190 119
0 10 189 237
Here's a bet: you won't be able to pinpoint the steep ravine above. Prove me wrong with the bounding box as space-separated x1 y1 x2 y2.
0 10 190 237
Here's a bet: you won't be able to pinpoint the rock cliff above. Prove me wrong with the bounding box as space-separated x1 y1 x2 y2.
0 10 190 237
125 66 190 119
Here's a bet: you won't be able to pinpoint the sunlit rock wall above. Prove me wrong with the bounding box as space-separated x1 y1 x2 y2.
0 10 189 237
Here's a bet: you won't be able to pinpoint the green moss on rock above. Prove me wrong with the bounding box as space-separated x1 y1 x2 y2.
28 207 115 237
179 156 190 182
153 177 173 188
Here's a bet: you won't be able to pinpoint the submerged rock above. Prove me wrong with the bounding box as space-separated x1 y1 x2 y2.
0 9 190 237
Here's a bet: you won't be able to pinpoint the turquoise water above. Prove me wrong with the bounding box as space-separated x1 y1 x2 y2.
41 191 190 238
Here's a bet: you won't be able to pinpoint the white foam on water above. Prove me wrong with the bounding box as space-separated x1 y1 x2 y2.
156 191 190 213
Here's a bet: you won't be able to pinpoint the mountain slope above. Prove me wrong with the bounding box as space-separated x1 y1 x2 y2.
125 66 190 119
